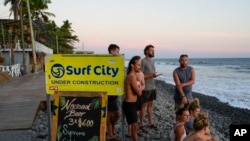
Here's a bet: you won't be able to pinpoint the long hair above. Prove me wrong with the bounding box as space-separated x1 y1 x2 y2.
127 56 141 75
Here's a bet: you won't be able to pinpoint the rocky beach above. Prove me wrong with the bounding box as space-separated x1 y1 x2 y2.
1 80 250 141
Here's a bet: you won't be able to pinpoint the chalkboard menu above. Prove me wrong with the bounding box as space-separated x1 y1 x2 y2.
51 91 107 141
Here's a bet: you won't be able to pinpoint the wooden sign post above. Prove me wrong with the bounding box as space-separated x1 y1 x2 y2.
51 91 107 141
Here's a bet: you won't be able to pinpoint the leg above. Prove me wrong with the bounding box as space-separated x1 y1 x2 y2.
147 100 153 125
131 123 138 141
111 110 120 135
139 102 147 127
107 111 115 138
127 124 131 137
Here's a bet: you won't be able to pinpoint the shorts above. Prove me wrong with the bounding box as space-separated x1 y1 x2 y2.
122 101 137 124
107 98 119 112
136 97 142 111
139 89 156 103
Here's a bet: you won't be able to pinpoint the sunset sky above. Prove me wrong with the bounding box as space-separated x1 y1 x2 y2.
1 0 250 59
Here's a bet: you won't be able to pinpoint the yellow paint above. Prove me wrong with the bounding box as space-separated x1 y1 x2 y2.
45 54 125 95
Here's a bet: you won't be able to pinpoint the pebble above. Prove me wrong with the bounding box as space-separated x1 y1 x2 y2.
2 80 249 141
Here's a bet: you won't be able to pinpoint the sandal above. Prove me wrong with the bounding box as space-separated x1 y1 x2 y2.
139 126 148 133
148 124 159 131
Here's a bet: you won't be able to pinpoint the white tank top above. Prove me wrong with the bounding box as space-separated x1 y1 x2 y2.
170 123 187 141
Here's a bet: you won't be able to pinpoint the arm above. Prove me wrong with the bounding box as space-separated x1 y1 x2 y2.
173 70 185 97
175 125 185 141
173 70 188 104
143 73 158 79
182 67 195 87
129 75 142 96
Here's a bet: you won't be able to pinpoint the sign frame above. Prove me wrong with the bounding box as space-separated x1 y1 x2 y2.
45 54 125 95
51 91 107 141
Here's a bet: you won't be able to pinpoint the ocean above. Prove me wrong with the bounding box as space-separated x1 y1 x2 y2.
125 58 250 110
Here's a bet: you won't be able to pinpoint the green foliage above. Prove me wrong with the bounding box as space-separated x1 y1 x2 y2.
3 0 79 54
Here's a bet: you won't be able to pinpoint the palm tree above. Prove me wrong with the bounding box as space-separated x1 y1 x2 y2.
4 0 20 20
21 0 55 22
30 0 54 22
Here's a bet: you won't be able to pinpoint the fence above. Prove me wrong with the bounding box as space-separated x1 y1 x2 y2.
0 64 22 78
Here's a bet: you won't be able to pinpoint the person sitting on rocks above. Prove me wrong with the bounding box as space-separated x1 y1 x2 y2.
170 107 189 141
183 113 218 141
184 98 201 135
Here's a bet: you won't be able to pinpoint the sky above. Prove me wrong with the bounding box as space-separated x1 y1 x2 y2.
1 0 250 59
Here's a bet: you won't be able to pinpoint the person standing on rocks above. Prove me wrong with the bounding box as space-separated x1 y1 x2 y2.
173 54 195 111
127 70 145 138
107 44 121 140
139 44 160 132
123 55 144 141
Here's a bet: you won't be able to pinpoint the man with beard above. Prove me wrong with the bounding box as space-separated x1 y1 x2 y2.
139 44 160 132
173 54 195 111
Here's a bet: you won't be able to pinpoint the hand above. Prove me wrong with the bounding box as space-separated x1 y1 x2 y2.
153 72 161 78
182 96 188 104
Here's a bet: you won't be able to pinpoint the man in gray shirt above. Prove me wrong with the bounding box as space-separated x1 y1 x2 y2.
173 54 195 111
139 44 160 132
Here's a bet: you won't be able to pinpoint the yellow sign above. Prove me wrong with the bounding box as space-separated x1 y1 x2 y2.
45 54 125 95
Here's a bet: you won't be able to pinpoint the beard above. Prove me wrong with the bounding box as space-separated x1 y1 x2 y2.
148 53 154 58
180 64 187 68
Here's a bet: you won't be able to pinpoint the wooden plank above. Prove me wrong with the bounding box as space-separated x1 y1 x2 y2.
0 71 46 131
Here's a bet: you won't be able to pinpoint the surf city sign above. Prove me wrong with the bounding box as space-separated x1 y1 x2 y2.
45 54 125 95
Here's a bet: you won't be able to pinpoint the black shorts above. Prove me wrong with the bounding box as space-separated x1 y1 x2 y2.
122 101 137 124
139 89 156 103
107 98 119 112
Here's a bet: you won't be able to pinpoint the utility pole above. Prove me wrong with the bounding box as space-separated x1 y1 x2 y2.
26 0 37 73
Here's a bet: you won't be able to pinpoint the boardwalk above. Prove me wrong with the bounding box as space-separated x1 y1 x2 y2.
0 71 46 131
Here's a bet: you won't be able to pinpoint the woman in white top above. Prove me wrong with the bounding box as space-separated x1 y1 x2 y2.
171 107 190 141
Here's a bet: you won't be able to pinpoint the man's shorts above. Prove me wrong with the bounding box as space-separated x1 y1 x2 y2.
107 98 119 112
139 89 157 103
122 101 137 124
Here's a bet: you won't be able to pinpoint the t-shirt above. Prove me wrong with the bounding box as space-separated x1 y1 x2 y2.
141 58 155 91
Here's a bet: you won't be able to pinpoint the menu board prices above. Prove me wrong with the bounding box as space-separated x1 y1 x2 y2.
51 91 107 141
